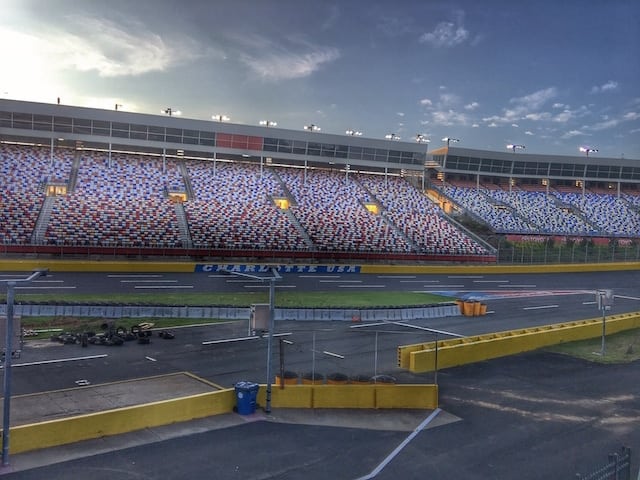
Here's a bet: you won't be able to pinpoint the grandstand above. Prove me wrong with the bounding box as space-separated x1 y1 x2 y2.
0 99 638 263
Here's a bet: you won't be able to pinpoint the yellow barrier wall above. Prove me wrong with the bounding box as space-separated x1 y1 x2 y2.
0 259 637 274
7 389 236 454
404 312 640 373
3 384 437 454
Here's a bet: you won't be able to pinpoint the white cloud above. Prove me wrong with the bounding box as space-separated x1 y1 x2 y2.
439 93 460 106
0 18 208 79
511 87 558 111
472 123 479 128
464 101 479 110
482 87 558 126
240 44 340 80
487 122 498 128
623 111 640 121
561 130 588 139
591 80 619 94
553 110 573 123
419 12 470 48
524 131 534 136
552 103 565 109
524 112 552 121
397 112 405 117
431 109 468 126
419 98 433 106
511 123 519 128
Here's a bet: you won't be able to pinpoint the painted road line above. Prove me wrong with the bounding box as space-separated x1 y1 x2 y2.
356 408 442 480
473 280 509 283
207 274 232 278
338 285 386 288
449 275 484 279
15 286 77 289
523 305 559 310
400 280 440 283
393 322 466 338
615 295 640 301
583 301 597 305
6 354 108 368
297 275 341 278
322 350 345 359
108 274 163 278
500 284 537 288
134 285 194 289
203 336 259 345
243 285 297 288
145 356 157 362
377 275 417 279
151 321 237 331
33 280 64 283
350 322 389 329
226 279 262 283
425 284 464 288
319 280 363 283
120 279 178 283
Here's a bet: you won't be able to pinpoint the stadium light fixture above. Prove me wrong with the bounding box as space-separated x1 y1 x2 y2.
304 124 321 132
114 104 123 111
161 107 181 116
385 133 401 140
415 134 430 144
579 146 598 157
442 137 460 147
507 144 525 152
212 114 230 122
345 129 363 136
259 120 277 127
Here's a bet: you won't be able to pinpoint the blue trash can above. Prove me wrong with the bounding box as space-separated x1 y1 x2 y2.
234 381 259 415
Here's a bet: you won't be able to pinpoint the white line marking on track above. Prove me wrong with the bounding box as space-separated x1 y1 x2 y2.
449 275 484 279
400 280 439 283
377 275 416 279
501 284 536 288
6 354 108 368
322 351 345 359
108 274 163 278
339 285 386 288
392 322 465 338
356 408 442 480
15 286 77 290
523 305 559 310
297 275 341 278
615 295 640 301
473 280 509 283
583 301 597 305
120 280 178 283
134 285 194 289
243 285 297 289
145 356 157 362
319 280 362 283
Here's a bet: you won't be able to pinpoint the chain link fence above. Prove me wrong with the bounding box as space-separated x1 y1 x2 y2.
494 239 640 264
575 446 632 480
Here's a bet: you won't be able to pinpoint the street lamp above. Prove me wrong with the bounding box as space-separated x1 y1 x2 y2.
507 144 525 152
442 137 460 147
385 133 401 140
1 268 48 467
304 124 321 132
345 129 363 136
115 104 123 111
415 134 430 144
259 120 277 127
161 107 181 116
579 146 598 157
212 114 230 122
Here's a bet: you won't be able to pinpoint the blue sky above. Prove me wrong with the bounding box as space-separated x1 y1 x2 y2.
2 0 639 158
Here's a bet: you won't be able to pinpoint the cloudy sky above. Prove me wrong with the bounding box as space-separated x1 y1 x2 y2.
2 0 639 157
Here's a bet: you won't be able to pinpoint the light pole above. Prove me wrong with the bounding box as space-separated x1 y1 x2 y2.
345 129 363 136
212 114 230 122
1 268 48 467
161 107 181 116
507 144 525 152
579 146 598 157
385 133 401 140
415 134 430 144
442 137 460 147
259 120 277 127
115 104 123 111
304 124 321 132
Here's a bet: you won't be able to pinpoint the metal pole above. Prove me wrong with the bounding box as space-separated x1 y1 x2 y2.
374 331 378 378
601 304 606 356
311 331 316 382
434 335 439 385
264 277 275 414
279 338 284 389
2 282 15 467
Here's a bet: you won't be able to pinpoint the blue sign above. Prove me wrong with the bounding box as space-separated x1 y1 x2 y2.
195 264 361 274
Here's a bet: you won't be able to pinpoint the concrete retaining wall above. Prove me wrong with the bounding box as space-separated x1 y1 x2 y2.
398 311 640 373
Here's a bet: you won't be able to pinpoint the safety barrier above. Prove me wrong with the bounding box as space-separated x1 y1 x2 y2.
398 311 640 373
2 383 437 454
0 303 460 321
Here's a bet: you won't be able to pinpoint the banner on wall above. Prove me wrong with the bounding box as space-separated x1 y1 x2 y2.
195 264 361 274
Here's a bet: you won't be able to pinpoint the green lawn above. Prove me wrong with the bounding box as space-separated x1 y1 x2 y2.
546 328 640 364
4 290 452 308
